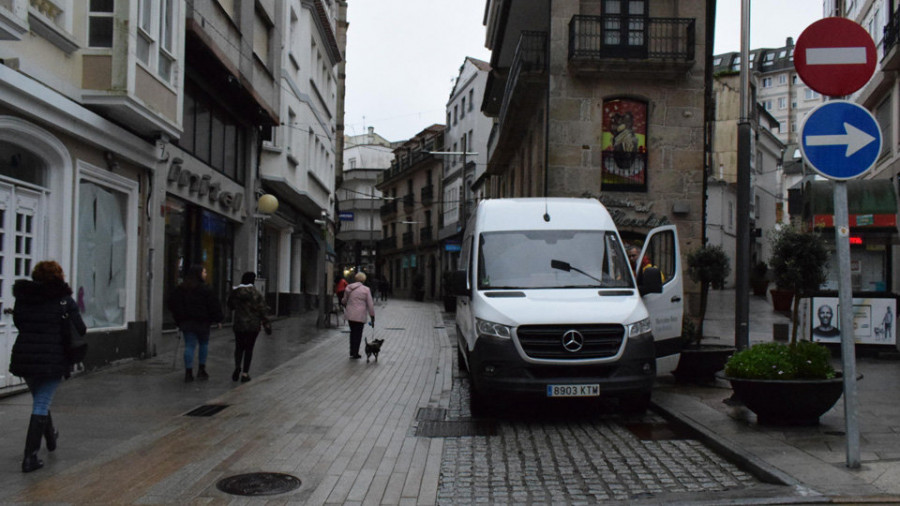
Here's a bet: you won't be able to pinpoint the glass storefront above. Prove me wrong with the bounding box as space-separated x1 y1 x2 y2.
163 196 234 329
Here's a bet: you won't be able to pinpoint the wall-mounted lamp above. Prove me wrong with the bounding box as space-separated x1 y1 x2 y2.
257 193 279 215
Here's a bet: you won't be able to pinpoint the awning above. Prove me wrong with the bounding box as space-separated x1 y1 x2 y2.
804 180 898 230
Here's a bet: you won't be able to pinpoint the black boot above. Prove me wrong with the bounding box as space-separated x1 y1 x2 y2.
185 369 194 382
22 414 47 473
197 364 209 380
44 411 58 452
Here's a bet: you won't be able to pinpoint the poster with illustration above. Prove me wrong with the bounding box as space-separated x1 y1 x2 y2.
810 296 896 345
601 98 648 191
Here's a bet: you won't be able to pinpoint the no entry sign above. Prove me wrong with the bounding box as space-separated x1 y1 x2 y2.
795 17 877 97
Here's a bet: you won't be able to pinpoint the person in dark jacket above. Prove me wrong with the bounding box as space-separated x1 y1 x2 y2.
226 272 270 383
9 260 87 473
167 264 224 382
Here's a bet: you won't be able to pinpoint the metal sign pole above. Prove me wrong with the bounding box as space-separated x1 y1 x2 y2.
833 180 860 468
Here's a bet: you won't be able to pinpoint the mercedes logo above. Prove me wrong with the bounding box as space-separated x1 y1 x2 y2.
561 330 584 353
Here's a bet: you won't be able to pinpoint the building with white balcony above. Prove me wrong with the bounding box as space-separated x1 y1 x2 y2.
257 0 343 316
0 0 182 393
337 127 394 276
441 57 492 276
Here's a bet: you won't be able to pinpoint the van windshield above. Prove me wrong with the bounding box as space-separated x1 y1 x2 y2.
477 230 634 290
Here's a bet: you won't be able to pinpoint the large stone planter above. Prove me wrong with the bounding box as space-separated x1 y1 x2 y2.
726 373 846 426
672 344 735 383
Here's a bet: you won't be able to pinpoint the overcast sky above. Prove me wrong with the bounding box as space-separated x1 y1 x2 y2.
343 1 825 143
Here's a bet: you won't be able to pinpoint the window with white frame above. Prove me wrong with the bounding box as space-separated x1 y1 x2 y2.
135 0 177 83
76 166 138 329
762 77 772 88
468 89 474 111
88 0 114 48
778 74 787 85
287 109 296 155
778 97 787 110
805 88 820 100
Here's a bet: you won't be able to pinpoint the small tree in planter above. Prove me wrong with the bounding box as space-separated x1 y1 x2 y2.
769 225 829 342
685 244 731 342
750 261 769 296
674 244 733 382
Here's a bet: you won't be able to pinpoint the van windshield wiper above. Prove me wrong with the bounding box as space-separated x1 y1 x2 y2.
550 259 604 285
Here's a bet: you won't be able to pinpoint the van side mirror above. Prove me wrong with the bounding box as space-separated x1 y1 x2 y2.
449 270 469 296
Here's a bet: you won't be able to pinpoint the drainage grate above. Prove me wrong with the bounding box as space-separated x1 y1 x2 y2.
623 422 695 441
416 420 498 437
184 404 229 417
216 472 301 496
416 407 447 421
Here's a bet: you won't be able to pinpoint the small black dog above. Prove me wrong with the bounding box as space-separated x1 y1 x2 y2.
364 338 384 363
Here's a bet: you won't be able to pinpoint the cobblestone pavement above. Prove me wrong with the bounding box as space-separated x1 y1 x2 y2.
431 319 760 505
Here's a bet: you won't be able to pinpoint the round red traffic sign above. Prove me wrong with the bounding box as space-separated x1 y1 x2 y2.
795 17 877 97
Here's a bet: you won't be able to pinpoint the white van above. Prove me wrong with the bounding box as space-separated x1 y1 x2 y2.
450 198 683 413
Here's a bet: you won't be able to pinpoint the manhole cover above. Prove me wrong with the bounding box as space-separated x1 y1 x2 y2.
623 422 695 441
216 472 301 496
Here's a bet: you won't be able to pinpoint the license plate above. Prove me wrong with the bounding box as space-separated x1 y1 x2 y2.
546 384 600 397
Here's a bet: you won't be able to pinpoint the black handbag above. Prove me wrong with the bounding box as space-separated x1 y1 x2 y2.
61 307 88 364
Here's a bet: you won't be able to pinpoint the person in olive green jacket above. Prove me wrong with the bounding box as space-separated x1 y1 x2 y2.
226 272 270 382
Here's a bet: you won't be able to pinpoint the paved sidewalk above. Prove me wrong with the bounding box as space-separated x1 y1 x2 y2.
653 289 900 502
1 300 453 504
2 291 900 504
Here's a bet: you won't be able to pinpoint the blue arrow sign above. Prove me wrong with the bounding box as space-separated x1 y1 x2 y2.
800 100 882 180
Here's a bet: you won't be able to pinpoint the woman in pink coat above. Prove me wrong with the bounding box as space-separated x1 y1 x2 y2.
342 272 375 359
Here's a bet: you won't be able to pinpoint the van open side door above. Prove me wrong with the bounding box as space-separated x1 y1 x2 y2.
638 225 683 360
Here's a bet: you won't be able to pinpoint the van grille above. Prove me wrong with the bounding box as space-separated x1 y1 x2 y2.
517 324 625 359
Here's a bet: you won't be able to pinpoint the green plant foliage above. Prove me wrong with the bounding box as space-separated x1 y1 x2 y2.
769 226 828 295
686 245 731 289
751 261 768 281
724 341 836 380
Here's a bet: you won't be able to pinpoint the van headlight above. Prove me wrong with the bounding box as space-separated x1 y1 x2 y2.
626 318 652 338
476 318 512 339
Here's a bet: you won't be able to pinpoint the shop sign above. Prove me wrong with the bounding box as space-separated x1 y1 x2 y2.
812 213 896 228
166 158 243 213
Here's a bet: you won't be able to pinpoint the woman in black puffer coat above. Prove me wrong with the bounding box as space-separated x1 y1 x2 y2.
9 260 87 473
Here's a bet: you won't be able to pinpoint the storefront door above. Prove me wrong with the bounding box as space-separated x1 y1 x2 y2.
0 182 44 390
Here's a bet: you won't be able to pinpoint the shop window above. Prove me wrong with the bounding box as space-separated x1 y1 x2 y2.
178 81 248 183
75 168 138 329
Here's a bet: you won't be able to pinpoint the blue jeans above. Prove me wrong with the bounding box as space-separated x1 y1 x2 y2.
182 330 210 370
25 377 62 416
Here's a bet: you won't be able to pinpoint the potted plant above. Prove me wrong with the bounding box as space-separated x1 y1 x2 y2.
750 261 769 297
672 244 735 383
723 226 842 425
724 340 842 425
769 225 829 332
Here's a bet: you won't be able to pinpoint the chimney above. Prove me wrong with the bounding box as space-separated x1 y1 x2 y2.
786 37 794 48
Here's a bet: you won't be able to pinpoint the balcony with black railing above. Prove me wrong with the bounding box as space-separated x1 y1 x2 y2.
380 199 397 216
883 10 900 71
403 193 415 210
568 15 695 78
497 31 547 132
402 231 414 247
420 225 433 243
421 184 434 206
379 236 397 251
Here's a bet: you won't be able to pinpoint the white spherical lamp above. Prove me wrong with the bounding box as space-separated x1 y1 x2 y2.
257 194 279 214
